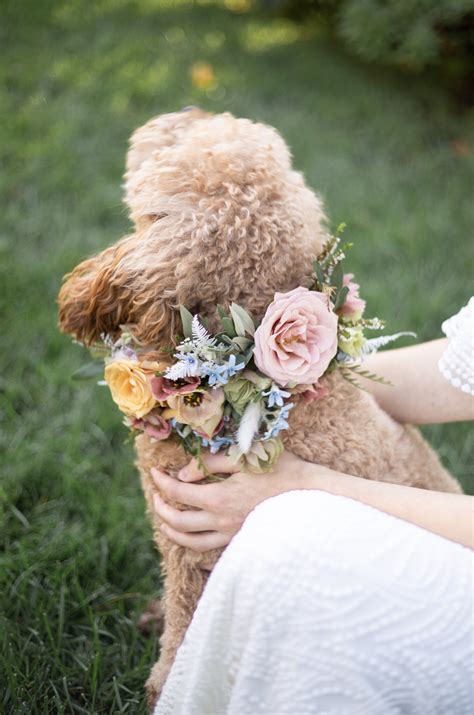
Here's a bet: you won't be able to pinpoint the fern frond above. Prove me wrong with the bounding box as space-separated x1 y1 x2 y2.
191 315 217 349
340 369 368 392
361 331 416 357
349 365 393 386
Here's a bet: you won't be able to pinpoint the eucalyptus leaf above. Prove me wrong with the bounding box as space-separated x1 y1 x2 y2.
72 362 104 380
334 285 349 311
220 316 237 338
179 304 193 339
244 346 255 365
231 336 253 351
230 302 256 337
215 334 235 346
313 260 325 287
331 261 344 290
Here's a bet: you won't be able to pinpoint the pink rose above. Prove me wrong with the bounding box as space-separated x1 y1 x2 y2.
151 376 200 401
253 287 338 386
340 274 365 318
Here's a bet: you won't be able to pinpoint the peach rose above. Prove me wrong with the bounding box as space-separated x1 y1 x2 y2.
253 287 338 386
104 359 157 418
340 273 366 318
162 388 225 439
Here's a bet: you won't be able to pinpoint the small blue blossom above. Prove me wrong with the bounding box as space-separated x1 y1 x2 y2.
262 384 291 408
335 349 352 364
222 354 245 379
170 418 189 439
262 402 294 440
203 355 245 386
200 435 234 454
204 362 230 386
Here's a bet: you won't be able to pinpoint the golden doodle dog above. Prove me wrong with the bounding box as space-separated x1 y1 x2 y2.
58 108 461 706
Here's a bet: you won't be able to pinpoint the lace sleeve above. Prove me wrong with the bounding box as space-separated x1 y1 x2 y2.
438 297 474 395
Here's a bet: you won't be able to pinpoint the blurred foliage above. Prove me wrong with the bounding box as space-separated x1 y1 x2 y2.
259 0 474 102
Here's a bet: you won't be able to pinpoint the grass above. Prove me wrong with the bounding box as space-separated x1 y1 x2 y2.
1 0 473 712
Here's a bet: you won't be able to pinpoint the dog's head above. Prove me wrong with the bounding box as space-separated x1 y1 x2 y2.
58 108 328 348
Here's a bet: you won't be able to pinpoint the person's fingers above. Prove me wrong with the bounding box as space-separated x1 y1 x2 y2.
153 493 217 533
151 467 215 509
178 454 241 482
160 523 231 552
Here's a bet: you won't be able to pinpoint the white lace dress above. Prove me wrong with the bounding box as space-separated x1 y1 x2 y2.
154 302 474 715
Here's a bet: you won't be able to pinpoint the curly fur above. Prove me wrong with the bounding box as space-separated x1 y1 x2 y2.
57 109 461 709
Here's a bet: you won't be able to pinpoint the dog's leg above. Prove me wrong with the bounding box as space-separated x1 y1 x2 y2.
146 560 209 709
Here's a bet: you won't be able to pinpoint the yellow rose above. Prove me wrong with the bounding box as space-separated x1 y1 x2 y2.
104 360 157 418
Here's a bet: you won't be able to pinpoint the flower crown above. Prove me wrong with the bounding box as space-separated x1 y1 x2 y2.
78 228 413 473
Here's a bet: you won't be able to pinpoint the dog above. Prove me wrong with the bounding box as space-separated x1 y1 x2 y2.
58 109 461 707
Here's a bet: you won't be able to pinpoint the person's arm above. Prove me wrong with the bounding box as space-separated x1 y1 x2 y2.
151 451 474 551
360 339 473 424
296 460 473 549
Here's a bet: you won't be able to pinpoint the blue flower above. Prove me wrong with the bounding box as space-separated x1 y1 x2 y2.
262 384 291 408
170 418 189 439
200 435 234 454
204 355 245 386
204 363 230 386
223 354 245 379
262 402 294 439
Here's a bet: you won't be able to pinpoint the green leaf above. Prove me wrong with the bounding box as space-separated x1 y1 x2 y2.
336 222 347 235
231 336 253 351
216 334 235 346
217 304 227 319
179 304 193 339
230 302 256 337
221 317 237 338
331 260 344 289
312 260 325 288
72 362 104 380
334 285 349 311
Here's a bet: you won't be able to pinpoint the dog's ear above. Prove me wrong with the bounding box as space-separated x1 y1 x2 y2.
58 234 138 346
58 231 179 348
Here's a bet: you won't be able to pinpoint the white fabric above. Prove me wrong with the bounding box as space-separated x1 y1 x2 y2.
155 491 474 715
438 297 474 395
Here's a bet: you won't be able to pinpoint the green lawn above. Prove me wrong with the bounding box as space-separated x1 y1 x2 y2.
1 1 473 712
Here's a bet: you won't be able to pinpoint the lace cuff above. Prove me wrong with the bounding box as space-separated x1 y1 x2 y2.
438 297 474 395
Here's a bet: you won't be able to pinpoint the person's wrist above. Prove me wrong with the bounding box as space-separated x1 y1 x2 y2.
299 459 350 496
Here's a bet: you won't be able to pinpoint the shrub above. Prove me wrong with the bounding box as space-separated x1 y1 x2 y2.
338 0 474 70
256 0 474 97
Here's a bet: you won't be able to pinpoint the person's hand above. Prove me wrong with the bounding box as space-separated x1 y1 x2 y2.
151 450 312 552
